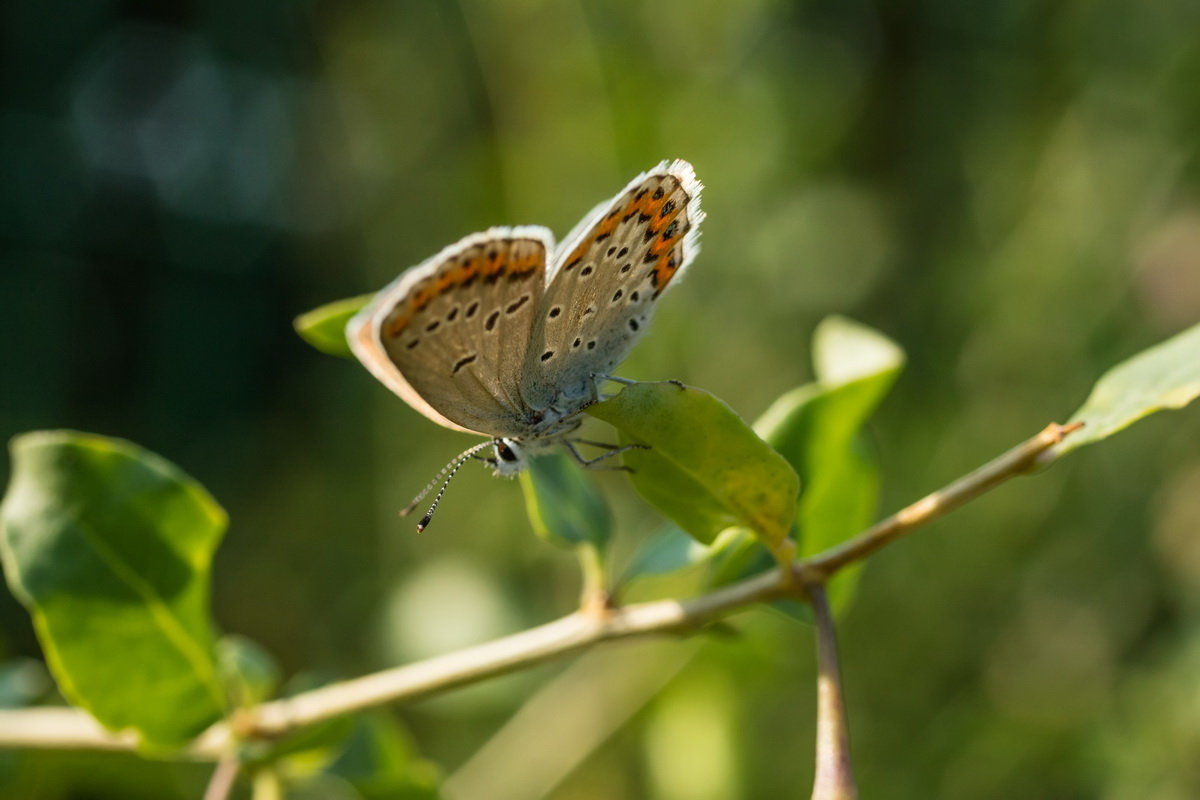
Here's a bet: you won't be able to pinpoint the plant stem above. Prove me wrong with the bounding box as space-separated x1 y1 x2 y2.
202 755 240 800
806 581 856 800
0 421 1080 757
576 541 610 616
803 422 1081 579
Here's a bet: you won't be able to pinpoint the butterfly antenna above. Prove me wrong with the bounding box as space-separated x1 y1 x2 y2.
400 441 495 532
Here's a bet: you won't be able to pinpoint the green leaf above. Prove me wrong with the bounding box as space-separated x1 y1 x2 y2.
325 711 442 800
294 294 373 359
586 383 800 548
757 316 903 559
1054 321 1200 457
0 431 228 749
778 436 878 617
704 527 773 589
620 524 706 582
811 314 905 390
0 658 49 708
218 634 282 709
710 317 903 616
519 452 613 550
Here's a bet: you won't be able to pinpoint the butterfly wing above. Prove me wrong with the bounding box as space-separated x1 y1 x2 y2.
520 159 704 412
348 226 554 437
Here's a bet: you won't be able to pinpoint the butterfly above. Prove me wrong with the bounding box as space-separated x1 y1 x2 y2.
347 159 704 529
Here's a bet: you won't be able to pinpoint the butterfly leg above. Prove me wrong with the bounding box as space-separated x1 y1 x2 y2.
562 440 648 472
572 438 630 450
595 374 686 391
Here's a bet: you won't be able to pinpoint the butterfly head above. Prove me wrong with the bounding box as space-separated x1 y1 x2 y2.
489 438 529 477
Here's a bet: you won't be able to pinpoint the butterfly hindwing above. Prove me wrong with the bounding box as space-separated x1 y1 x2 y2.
520 160 704 412
349 226 554 437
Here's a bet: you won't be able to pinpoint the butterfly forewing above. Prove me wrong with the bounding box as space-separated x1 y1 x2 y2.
520 160 703 412
351 227 553 437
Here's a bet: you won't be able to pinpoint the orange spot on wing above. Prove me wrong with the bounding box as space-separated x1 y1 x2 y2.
657 202 684 227
565 241 588 265
384 309 412 338
385 279 435 336
650 247 683 296
484 250 506 277
524 255 538 274
592 213 620 241
510 246 541 275
644 196 667 218
564 185 670 265
645 204 685 259
456 259 477 282
629 183 677 223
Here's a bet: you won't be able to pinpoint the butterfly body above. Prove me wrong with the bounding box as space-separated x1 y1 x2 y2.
348 159 704 483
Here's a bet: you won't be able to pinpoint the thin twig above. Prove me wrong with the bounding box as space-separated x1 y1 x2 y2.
806 581 856 800
0 569 789 757
0 707 141 752
802 422 1082 579
203 755 241 800
576 541 612 617
0 422 1080 757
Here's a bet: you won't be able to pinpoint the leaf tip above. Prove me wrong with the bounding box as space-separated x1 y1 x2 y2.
293 294 373 359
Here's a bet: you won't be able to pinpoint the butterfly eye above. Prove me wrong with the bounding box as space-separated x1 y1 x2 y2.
496 443 518 462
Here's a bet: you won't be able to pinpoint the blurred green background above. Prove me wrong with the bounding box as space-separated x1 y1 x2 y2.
3 0 1200 798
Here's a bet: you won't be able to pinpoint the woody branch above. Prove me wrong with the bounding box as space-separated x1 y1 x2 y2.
0 422 1079 757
